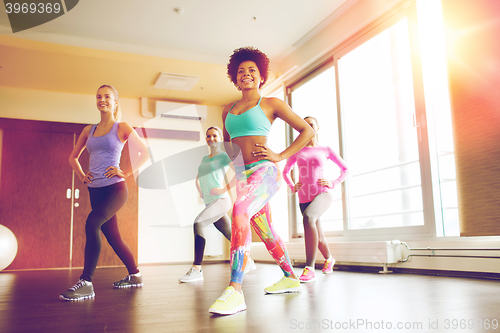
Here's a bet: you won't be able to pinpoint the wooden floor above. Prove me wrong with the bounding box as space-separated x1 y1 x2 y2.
1 263 499 333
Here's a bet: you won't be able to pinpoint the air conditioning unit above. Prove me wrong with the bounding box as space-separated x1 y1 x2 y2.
156 101 207 121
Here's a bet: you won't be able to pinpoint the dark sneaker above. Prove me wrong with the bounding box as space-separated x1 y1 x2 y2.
113 274 143 288
60 279 95 301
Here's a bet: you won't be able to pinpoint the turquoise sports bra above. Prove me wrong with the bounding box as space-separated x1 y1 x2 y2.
225 97 272 139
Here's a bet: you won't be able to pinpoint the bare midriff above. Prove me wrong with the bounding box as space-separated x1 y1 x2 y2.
231 135 269 164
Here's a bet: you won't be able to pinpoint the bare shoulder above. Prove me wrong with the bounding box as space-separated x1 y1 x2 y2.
118 122 134 133
80 124 93 137
222 102 236 119
261 96 293 118
223 103 235 112
118 122 135 142
223 102 235 113
262 97 291 111
261 96 287 108
72 125 93 153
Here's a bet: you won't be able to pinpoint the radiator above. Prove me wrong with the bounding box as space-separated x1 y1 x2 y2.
252 240 403 273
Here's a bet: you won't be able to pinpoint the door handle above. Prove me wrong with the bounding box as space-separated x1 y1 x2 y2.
75 189 80 199
66 189 72 199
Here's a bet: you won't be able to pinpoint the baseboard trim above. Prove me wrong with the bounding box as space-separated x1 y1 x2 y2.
321 264 500 280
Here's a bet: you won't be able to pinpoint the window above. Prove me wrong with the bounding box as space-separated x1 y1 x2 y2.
338 17 424 231
285 0 458 239
416 0 458 236
288 67 344 236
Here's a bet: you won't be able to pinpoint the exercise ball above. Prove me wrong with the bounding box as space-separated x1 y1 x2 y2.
0 225 18 271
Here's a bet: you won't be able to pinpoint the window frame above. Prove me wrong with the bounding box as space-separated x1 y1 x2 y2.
285 0 440 241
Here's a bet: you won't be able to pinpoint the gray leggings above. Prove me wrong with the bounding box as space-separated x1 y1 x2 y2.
193 196 232 265
299 192 333 267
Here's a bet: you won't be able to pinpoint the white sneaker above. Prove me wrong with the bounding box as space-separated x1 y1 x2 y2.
179 267 204 283
244 258 257 274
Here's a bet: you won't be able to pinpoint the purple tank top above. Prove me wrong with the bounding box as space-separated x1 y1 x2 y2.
86 122 124 188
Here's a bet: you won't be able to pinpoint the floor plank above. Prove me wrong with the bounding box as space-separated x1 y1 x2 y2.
1 263 499 332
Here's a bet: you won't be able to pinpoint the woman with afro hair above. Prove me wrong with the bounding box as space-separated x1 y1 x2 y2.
208 47 315 315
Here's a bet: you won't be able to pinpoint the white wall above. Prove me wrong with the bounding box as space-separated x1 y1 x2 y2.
136 114 227 264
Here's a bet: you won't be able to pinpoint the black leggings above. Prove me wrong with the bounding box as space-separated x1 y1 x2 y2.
80 182 139 282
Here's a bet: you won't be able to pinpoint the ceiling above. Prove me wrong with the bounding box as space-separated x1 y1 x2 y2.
0 0 352 105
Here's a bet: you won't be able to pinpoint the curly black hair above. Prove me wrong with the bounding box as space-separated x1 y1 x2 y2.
227 47 270 89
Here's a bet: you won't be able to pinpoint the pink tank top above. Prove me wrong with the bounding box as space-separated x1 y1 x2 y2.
283 145 348 203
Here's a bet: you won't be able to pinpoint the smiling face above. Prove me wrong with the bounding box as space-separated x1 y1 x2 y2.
96 86 118 114
236 61 263 90
96 87 118 112
206 128 222 148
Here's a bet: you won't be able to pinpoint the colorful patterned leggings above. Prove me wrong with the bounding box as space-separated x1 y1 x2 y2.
230 160 294 284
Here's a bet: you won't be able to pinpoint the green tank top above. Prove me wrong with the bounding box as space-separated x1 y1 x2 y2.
197 152 232 204
225 97 271 139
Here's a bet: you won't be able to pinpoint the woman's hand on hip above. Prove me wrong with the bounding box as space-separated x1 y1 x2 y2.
209 187 226 196
105 166 126 179
82 172 93 184
293 182 303 193
252 143 283 162
317 178 333 188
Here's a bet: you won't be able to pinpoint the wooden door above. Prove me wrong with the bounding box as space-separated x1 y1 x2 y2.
0 118 138 270
0 128 74 269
